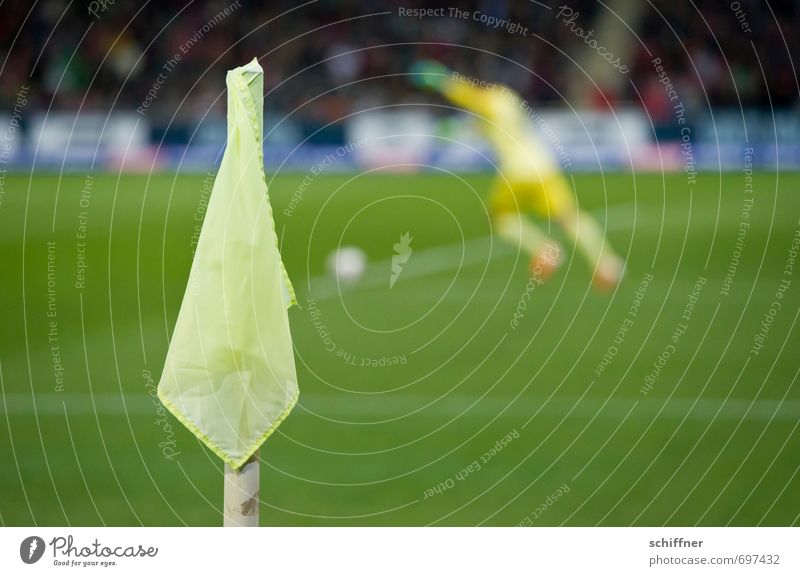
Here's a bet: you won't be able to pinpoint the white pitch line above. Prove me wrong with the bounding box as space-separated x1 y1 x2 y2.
308 235 512 300
308 203 642 300
2 392 798 422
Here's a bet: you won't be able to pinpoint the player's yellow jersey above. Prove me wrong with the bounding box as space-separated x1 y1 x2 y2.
442 78 572 217
443 79 559 178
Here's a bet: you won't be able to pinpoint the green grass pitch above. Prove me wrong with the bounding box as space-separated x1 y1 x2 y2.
1 170 798 526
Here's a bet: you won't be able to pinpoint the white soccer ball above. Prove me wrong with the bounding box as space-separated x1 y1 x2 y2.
326 246 366 284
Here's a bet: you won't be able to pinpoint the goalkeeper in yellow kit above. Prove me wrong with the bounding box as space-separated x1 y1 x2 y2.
409 61 623 289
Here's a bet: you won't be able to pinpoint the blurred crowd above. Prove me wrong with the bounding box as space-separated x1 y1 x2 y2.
1 0 797 125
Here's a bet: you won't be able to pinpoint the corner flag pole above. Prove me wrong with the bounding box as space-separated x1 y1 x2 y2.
224 450 260 527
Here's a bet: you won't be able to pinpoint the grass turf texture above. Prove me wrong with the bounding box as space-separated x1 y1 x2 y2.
1 170 799 526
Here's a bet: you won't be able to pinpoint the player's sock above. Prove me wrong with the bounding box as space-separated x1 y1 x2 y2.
495 213 561 279
495 212 546 255
564 210 624 290
530 243 562 282
593 253 624 291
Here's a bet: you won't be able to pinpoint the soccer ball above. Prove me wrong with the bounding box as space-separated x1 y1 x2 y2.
326 246 366 284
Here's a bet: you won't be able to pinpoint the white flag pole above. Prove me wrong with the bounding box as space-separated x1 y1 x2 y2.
223 450 260 526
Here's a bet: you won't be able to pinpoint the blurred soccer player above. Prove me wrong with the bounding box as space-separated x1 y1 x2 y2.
409 60 623 289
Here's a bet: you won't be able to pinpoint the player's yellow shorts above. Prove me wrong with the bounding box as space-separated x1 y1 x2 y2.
489 174 574 219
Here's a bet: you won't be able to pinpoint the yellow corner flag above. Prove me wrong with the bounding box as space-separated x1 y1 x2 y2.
158 58 298 470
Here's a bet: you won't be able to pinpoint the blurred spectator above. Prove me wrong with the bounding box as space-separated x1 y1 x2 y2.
0 0 796 124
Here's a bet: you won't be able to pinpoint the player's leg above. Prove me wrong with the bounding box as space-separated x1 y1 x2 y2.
490 178 562 280
548 177 623 290
564 211 623 290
